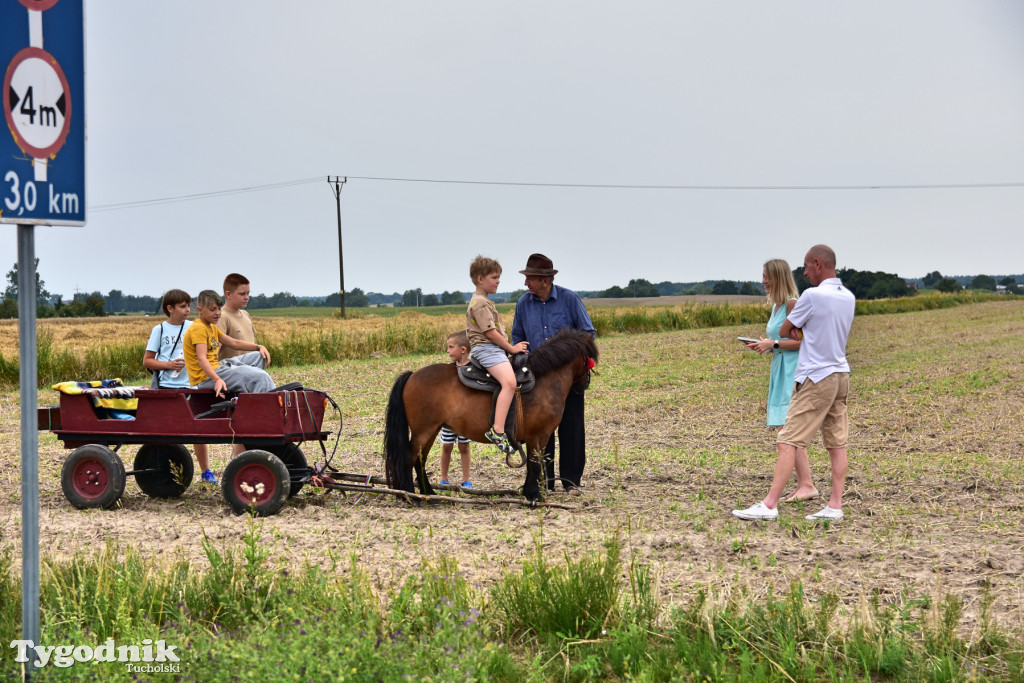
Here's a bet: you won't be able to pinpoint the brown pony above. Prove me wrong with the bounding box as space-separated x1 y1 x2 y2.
383 328 598 501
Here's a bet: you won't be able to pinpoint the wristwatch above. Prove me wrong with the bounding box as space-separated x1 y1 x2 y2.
773 340 780 350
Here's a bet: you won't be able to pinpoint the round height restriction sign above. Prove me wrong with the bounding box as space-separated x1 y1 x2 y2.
4 46 72 159
18 0 61 10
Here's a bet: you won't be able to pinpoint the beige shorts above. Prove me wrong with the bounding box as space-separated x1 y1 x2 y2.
777 372 849 450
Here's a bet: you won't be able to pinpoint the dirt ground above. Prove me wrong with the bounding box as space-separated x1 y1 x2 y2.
1 301 1022 633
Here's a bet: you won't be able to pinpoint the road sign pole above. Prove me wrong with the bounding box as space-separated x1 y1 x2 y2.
18 224 40 672
4 4 83 674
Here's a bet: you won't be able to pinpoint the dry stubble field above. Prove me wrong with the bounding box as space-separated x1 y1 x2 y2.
1 300 1022 633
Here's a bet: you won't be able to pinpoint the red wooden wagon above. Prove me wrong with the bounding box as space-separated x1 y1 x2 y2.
38 383 336 516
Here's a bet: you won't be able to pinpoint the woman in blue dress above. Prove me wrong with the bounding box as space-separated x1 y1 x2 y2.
745 259 818 503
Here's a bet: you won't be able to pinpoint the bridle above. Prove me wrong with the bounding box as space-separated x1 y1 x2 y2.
572 355 596 387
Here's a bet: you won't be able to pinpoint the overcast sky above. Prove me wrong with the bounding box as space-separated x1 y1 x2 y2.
4 0 1024 299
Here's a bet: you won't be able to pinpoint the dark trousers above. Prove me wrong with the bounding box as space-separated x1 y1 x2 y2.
544 387 586 491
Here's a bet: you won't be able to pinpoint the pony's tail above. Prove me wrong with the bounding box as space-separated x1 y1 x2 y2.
383 371 415 492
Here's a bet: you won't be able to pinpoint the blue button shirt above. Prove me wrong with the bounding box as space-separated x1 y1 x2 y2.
511 284 594 348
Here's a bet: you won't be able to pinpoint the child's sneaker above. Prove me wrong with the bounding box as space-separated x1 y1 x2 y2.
439 480 450 486
201 469 218 485
461 481 473 489
484 428 515 455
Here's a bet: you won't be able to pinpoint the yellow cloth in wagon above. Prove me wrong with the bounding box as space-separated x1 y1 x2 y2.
52 378 142 419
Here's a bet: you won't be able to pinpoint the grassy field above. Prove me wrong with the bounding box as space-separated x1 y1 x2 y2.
0 292 994 390
0 298 1022 680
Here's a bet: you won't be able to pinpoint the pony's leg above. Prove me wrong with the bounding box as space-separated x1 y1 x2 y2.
522 443 544 502
412 431 439 496
415 459 433 497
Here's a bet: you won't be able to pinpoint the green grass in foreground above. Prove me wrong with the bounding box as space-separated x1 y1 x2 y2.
0 518 1020 682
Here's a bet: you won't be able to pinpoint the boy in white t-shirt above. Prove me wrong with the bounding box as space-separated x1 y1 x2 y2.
143 289 214 483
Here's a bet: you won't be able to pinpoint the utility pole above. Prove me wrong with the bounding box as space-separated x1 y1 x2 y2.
328 177 347 318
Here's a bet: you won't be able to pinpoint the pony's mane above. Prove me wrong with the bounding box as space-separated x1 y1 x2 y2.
525 328 598 377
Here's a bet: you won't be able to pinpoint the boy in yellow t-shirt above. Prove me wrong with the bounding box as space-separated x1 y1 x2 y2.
183 290 274 398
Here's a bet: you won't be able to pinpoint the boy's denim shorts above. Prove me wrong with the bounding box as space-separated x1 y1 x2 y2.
470 343 509 368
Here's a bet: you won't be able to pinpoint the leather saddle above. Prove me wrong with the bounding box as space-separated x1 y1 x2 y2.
456 353 535 393
455 354 534 466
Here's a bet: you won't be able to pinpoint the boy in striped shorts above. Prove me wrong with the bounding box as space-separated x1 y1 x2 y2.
440 330 474 488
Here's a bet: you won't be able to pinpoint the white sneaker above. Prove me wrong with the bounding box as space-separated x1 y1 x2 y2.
732 502 778 521
806 506 843 522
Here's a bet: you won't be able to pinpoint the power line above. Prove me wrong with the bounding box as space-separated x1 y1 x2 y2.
348 176 1024 191
86 174 1024 212
87 177 323 212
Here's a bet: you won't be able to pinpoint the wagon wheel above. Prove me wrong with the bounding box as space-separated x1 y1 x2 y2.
61 444 127 510
244 443 307 498
133 444 195 499
222 450 290 517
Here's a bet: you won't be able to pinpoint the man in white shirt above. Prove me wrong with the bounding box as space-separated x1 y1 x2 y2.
734 244 856 522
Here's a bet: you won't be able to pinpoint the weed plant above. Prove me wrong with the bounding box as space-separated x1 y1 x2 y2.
492 536 624 642
0 547 18 648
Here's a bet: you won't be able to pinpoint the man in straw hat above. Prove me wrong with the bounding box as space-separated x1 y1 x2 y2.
511 254 595 496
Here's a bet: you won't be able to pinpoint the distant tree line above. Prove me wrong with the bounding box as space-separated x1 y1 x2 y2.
595 278 765 298
791 267 915 300
710 281 764 296
919 270 1021 295
392 289 469 307
1 260 106 318
3 259 1020 319
600 278 660 298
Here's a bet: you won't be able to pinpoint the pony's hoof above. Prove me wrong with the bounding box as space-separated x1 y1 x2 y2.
523 489 543 504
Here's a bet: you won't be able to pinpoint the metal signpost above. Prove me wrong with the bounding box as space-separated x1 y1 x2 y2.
2 0 86 674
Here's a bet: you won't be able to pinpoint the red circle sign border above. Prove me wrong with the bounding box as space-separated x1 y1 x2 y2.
18 0 60 11
3 46 72 159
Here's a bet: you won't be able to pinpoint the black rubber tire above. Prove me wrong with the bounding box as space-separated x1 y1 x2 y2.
61 444 127 510
133 444 194 498
221 450 290 516
245 443 307 498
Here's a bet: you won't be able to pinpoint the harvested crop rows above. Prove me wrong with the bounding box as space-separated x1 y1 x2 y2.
1 300 1022 632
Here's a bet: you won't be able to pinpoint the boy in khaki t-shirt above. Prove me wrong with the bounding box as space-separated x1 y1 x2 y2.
217 272 257 361
466 256 528 456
